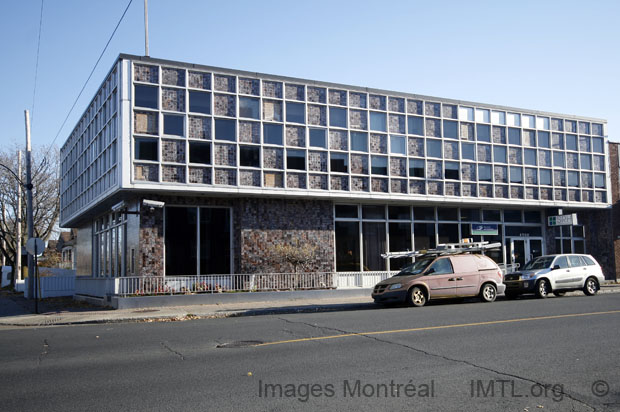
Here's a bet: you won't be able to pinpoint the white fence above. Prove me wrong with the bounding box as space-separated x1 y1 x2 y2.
24 274 76 299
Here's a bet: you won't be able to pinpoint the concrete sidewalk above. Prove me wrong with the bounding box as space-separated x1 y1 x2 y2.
1 284 619 327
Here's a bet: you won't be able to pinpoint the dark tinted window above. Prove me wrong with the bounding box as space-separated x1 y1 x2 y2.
239 97 260 119
330 107 347 128
164 114 184 136
335 205 358 218
389 206 410 220
371 156 387 175
330 153 348 173
263 123 283 145
477 124 490 142
215 119 236 141
135 85 158 109
135 138 157 161
239 146 260 167
286 150 305 170
309 129 326 148
286 102 305 124
189 91 210 114
189 142 211 164
408 116 423 135
443 120 458 139
409 159 424 177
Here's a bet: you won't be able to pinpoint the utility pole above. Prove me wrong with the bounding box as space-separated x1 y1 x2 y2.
144 0 149 57
15 151 22 286
1 203 5 267
24 110 34 299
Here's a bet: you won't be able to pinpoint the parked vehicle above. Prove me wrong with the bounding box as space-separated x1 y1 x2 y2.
503 254 604 299
373 242 506 307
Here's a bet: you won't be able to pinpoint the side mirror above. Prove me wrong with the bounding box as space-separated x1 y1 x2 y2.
552 265 561 270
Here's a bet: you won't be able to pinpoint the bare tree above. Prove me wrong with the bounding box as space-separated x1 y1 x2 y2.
0 145 60 283
271 242 318 273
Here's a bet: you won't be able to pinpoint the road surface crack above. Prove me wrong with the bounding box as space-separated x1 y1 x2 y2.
360 334 596 411
160 341 185 360
276 318 596 410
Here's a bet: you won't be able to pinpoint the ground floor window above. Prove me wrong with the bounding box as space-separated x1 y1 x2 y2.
164 206 231 275
93 212 127 277
334 205 546 272
554 225 586 254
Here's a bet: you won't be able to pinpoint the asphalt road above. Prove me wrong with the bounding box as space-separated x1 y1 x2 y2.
1 294 619 411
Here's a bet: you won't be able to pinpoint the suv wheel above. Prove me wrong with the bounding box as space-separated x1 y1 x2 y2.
536 279 550 299
583 277 599 296
480 283 497 303
407 287 427 307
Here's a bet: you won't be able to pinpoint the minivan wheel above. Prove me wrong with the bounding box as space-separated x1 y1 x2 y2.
480 283 497 302
583 277 599 296
536 279 550 299
407 287 427 307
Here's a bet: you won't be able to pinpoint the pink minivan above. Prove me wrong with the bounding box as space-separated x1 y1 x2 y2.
372 254 505 307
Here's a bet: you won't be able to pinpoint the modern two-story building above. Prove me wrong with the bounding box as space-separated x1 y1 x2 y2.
60 54 619 283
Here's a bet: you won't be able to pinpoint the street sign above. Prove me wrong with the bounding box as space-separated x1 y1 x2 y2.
26 237 45 256
547 214 577 227
471 224 498 236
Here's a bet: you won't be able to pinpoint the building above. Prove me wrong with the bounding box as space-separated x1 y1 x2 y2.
56 229 77 270
59 54 618 284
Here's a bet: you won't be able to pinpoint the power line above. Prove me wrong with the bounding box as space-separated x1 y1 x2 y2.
49 0 134 150
30 0 45 126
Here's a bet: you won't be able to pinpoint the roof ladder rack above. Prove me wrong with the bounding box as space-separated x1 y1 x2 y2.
381 241 502 260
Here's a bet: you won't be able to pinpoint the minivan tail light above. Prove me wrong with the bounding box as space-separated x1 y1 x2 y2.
497 270 503 280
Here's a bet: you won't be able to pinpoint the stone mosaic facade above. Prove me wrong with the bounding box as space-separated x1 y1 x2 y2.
369 95 386 111
329 130 348 151
308 105 326 126
188 116 211 139
214 168 236 185
239 121 260 143
162 165 185 183
162 88 185 112
188 70 210 89
240 170 261 187
349 110 367 130
214 94 235 117
214 74 236 93
309 174 328 190
350 154 368 174
425 102 441 117
408 137 424 156
330 176 348 191
349 92 366 108
134 64 158 83
307 87 326 103
390 158 407 177
189 167 211 184
351 176 368 192
162 68 184 86
285 84 304 101
389 114 405 134
262 81 282 98
371 134 387 154
286 126 305 147
287 172 306 189
372 177 388 193
263 148 283 169
308 151 327 172
389 97 405 113
239 78 259 95
134 164 158 181
425 119 440 137
134 112 158 135
407 99 423 115
162 139 185 163
329 89 347 106
214 144 236 166
391 179 407 193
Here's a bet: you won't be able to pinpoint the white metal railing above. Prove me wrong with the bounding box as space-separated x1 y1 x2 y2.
115 272 338 297
335 271 396 289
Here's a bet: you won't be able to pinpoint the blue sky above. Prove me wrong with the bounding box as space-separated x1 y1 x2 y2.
1 0 619 152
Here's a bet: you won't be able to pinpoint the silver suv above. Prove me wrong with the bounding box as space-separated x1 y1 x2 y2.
503 254 604 299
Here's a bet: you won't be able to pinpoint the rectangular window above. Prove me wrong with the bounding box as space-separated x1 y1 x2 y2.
135 85 158 109
409 158 424 177
335 221 360 271
286 149 305 170
215 118 236 141
390 135 406 155
363 222 386 271
165 207 198 276
388 206 410 220
427 139 442 158
413 223 435 250
475 108 490 123
200 208 231 274
370 112 386 132
444 162 459 180
189 91 211 114
510 166 523 183
371 156 388 175
443 120 458 139
134 138 158 161
164 114 184 136
553 151 565 168
330 107 347 128
461 143 475 160
493 146 507 163
240 145 260 167
477 124 491 142
566 134 578 151
286 102 305 124
389 222 412 270
335 204 358 218
478 164 492 181
413 207 435 221
508 128 521 145
580 154 592 170
330 153 348 173
239 96 260 119
538 131 550 148
189 142 211 164
540 169 552 185
567 171 579 187
309 128 327 148
408 116 424 135
263 123 283 145
350 132 368 152
524 149 537 165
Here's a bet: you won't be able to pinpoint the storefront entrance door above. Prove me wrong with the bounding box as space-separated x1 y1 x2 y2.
506 238 543 269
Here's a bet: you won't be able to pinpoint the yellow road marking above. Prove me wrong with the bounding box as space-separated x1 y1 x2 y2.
256 309 620 347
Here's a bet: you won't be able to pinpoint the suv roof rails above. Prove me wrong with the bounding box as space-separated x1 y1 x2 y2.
381 241 502 260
